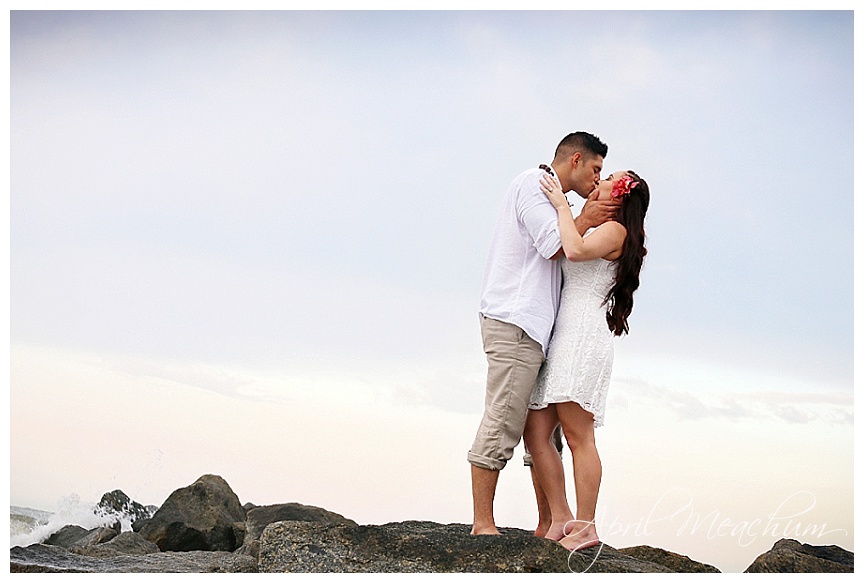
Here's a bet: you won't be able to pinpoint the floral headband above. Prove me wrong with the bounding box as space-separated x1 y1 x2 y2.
611 175 640 199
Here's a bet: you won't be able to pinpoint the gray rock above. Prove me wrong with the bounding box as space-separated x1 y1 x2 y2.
237 502 358 558
136 474 246 552
257 520 674 573
618 545 721 573
10 544 257 573
43 525 89 548
132 506 160 532
744 538 853 573
72 532 161 558
96 490 153 527
70 527 119 550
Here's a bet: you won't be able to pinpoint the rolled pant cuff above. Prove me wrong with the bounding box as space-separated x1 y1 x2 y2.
467 451 507 471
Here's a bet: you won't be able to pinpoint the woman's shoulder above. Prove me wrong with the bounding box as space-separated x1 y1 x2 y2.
589 220 627 239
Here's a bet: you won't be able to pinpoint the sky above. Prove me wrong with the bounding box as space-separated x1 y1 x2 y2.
6 5 857 573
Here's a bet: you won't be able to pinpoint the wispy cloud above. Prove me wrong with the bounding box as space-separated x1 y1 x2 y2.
613 376 853 426
384 367 485 415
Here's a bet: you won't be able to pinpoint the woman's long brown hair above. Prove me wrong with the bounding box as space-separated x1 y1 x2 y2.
605 171 649 336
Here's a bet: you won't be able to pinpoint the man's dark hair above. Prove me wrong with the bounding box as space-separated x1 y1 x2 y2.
553 132 608 162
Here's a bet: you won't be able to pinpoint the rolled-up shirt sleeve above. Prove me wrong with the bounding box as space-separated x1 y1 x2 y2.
518 182 562 260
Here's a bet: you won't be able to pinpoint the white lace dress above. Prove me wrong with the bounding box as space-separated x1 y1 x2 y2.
528 255 616 428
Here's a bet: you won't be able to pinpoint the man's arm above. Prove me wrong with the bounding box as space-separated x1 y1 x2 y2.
548 189 620 260
517 177 566 261
574 189 621 233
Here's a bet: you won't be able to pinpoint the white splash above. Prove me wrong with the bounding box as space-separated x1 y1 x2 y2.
10 494 139 548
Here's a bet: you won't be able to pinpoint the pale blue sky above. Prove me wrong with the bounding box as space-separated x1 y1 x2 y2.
11 10 853 371
8 8 855 572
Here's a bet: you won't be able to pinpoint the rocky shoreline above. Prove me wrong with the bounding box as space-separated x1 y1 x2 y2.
9 474 853 573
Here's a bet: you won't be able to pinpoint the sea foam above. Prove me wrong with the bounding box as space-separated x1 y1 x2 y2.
10 494 141 548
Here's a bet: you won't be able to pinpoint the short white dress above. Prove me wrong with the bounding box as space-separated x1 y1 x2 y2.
528 254 616 428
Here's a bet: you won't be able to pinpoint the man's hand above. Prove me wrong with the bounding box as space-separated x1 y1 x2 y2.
574 188 621 235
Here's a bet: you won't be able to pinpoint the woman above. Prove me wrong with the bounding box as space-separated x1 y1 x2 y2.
523 170 650 551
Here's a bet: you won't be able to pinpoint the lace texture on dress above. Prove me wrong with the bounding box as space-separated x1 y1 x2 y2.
528 256 616 428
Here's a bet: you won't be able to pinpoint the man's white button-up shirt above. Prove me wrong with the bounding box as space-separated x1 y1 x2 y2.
479 166 564 355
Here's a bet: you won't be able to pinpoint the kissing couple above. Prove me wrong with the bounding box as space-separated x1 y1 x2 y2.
468 131 650 551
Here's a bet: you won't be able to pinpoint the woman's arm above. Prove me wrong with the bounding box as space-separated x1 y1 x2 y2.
540 175 626 262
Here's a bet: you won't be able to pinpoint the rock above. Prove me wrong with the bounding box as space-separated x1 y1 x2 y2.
70 527 119 550
132 510 158 532
618 545 720 573
96 490 154 527
43 525 90 548
258 520 674 573
72 532 161 558
10 544 257 573
237 502 358 558
136 474 247 552
18 472 853 573
744 538 853 573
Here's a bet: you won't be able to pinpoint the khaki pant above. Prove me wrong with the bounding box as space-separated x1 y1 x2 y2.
468 316 545 471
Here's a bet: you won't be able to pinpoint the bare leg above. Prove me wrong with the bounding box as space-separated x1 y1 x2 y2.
530 424 565 537
529 465 552 537
523 406 574 541
470 465 501 535
557 402 601 551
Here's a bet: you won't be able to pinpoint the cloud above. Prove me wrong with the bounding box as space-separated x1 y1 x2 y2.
385 367 485 416
107 355 260 402
613 376 852 426
772 405 815 425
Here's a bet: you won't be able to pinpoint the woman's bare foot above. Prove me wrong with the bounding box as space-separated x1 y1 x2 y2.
558 520 600 551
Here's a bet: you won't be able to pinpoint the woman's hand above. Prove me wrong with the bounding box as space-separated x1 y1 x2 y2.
539 174 570 211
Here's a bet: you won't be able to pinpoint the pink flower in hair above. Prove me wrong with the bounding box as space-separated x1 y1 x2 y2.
611 175 639 199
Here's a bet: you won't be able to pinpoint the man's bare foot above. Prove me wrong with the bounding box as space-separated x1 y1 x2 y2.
533 519 551 538
558 520 600 551
471 524 501 535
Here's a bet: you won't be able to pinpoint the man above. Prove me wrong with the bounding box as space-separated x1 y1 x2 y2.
469 132 617 535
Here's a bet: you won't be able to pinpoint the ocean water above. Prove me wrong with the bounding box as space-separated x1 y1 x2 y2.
10 494 147 548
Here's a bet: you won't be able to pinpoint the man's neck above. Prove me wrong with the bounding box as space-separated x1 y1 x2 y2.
550 161 570 192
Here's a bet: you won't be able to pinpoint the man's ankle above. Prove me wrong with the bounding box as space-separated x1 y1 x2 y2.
471 521 500 535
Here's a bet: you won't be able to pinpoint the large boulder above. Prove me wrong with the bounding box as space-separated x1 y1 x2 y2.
618 545 720 573
136 475 246 552
257 520 675 573
237 502 357 558
744 538 853 573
